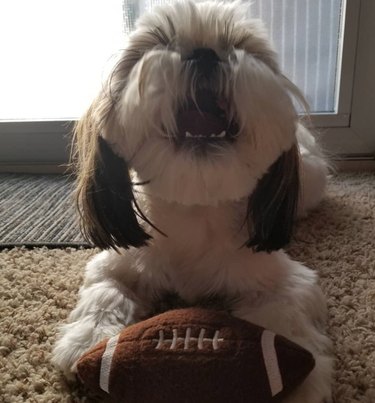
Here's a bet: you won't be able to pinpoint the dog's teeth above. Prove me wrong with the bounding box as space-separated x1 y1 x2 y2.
185 132 227 139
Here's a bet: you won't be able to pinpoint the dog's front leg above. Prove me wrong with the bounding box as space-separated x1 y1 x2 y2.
231 262 333 403
52 250 150 378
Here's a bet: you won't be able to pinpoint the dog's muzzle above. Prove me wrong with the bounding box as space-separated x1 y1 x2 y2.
173 48 239 152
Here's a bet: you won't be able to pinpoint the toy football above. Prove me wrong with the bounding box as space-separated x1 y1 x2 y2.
77 308 315 403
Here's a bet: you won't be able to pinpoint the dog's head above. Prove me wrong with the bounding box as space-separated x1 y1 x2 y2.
74 0 302 252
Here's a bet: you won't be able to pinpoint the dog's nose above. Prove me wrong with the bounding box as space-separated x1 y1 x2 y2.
188 48 220 63
186 48 220 75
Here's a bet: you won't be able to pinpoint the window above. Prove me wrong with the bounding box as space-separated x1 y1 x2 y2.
0 0 124 121
0 0 374 168
125 0 344 114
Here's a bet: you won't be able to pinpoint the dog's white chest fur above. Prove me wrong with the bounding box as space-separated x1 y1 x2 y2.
149 199 243 254
133 198 291 302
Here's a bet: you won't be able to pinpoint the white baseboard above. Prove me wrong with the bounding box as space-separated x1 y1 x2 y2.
1 159 374 175
334 158 375 172
0 164 69 174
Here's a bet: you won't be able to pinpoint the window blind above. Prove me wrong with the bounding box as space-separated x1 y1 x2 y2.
122 0 343 113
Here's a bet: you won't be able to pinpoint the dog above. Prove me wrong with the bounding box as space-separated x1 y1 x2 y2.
53 1 332 401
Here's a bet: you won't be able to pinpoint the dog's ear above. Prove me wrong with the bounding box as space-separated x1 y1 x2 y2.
73 95 152 251
245 144 300 252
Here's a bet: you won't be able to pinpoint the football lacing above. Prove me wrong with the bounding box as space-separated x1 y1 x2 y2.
154 328 224 350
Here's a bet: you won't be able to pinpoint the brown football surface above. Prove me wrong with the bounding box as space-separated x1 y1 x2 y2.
77 308 315 403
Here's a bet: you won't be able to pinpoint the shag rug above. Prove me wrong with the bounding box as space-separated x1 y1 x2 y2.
0 173 374 403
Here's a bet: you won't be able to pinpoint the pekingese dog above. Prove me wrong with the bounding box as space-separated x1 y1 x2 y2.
53 1 332 401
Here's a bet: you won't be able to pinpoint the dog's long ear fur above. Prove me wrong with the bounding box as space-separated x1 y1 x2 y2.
245 144 300 252
73 92 152 251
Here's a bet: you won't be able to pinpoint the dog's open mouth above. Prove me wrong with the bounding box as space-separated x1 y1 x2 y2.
174 90 238 147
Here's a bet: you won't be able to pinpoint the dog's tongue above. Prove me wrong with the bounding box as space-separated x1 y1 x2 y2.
177 110 227 137
176 90 227 137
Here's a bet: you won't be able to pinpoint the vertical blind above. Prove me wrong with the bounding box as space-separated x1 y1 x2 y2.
123 0 344 113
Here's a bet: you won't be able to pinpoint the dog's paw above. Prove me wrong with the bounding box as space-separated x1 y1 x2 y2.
52 275 149 377
52 311 128 377
282 351 332 403
284 394 332 403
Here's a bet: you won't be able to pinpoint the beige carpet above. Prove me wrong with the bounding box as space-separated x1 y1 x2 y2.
1 173 374 403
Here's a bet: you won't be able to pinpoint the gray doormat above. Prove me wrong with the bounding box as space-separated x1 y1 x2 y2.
0 174 90 248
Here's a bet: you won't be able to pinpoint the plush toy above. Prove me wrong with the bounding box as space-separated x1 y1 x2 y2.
77 308 315 403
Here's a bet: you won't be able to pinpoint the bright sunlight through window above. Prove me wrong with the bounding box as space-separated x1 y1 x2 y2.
0 0 343 121
0 0 124 121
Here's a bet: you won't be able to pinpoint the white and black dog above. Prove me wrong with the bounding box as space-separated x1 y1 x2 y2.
53 1 332 401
